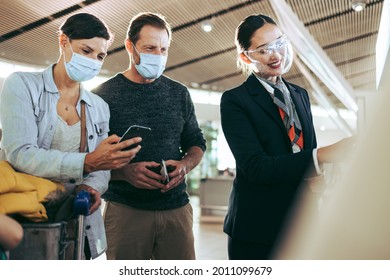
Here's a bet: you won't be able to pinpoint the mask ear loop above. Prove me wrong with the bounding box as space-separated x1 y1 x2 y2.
131 43 143 66
62 39 75 64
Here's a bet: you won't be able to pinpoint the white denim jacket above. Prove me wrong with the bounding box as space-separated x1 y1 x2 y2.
0 65 110 259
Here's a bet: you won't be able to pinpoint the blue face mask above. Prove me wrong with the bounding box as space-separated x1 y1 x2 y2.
133 44 167 79
63 44 103 82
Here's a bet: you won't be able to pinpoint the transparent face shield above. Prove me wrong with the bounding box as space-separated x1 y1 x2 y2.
244 35 293 75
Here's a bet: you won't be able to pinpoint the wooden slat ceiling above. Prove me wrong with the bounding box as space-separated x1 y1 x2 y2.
0 0 384 109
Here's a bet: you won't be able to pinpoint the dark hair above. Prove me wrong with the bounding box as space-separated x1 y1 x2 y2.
235 14 277 75
126 12 172 44
59 13 112 43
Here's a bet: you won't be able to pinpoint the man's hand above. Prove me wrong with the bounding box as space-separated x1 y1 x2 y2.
160 160 188 193
160 147 204 193
111 161 166 190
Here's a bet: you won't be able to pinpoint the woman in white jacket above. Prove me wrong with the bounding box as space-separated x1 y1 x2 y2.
0 13 141 259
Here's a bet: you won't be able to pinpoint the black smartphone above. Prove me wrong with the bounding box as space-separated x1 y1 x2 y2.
120 125 151 150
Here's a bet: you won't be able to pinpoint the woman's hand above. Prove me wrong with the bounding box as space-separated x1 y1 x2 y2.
317 136 357 164
84 134 142 173
75 184 101 214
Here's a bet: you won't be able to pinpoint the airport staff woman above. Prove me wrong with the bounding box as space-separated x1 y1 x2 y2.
220 14 353 260
0 13 141 259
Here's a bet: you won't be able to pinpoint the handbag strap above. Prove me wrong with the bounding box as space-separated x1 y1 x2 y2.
79 101 87 153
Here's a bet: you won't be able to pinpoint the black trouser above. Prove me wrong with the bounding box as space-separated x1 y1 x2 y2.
228 236 274 260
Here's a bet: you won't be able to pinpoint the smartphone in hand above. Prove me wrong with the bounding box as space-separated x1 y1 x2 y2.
120 125 151 150
161 159 170 184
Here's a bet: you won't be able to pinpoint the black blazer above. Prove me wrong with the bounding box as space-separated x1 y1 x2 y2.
220 74 317 245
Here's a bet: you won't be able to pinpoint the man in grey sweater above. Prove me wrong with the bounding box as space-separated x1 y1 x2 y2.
93 12 206 260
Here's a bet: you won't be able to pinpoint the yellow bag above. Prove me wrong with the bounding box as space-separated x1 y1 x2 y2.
0 161 64 222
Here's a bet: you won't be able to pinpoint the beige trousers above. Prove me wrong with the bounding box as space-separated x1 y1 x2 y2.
103 201 195 260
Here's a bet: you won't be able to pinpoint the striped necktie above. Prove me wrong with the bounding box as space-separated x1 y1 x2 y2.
273 85 304 150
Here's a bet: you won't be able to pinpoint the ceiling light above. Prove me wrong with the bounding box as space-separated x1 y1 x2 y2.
190 82 200 88
351 0 368 12
201 19 213 32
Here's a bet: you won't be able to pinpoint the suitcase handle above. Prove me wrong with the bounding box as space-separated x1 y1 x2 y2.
73 190 90 216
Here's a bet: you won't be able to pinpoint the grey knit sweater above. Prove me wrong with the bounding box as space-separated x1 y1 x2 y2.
92 74 206 210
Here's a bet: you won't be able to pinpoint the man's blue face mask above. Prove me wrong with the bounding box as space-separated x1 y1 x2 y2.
132 43 167 79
